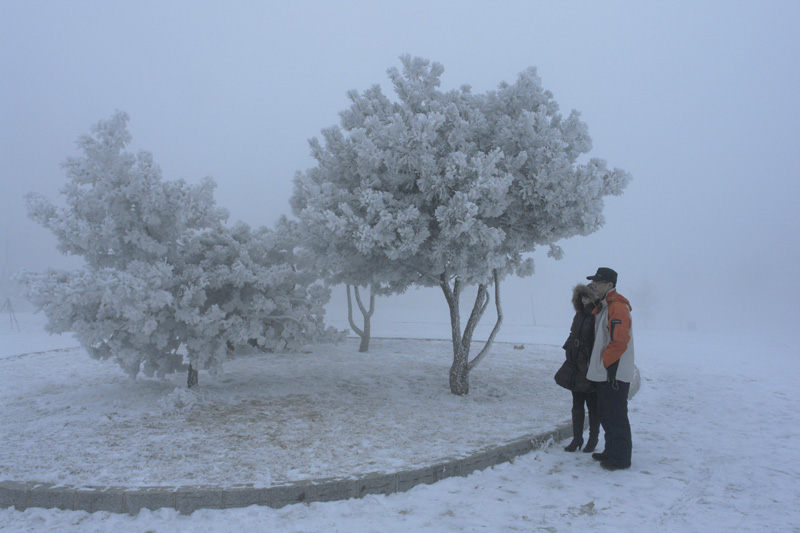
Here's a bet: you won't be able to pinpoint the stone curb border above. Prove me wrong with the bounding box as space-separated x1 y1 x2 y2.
0 424 571 516
1 371 639 515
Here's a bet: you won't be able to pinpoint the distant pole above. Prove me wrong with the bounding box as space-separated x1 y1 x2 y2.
529 292 537 326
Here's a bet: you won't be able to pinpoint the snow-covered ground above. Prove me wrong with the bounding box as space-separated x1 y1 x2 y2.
0 313 567 488
1 312 798 532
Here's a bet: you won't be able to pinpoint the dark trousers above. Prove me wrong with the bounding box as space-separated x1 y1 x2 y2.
596 380 632 466
571 390 599 438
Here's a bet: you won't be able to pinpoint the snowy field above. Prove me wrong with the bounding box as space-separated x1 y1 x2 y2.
1 312 799 532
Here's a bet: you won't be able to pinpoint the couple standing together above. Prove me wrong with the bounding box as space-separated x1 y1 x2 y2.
555 267 634 471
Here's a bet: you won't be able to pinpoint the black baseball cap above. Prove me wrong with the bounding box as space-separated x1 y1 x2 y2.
586 267 618 285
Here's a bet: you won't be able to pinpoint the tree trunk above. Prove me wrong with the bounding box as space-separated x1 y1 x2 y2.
346 284 375 353
441 270 503 396
359 320 371 352
449 348 470 396
468 269 503 371
441 273 471 395
187 364 198 388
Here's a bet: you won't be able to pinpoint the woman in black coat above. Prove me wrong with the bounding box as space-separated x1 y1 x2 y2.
554 283 600 452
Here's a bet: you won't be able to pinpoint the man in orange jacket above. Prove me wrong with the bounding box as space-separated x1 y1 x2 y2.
586 267 635 470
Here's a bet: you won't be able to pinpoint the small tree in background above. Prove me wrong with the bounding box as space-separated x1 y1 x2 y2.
286 170 389 352
291 56 631 395
16 112 341 386
278 203 381 353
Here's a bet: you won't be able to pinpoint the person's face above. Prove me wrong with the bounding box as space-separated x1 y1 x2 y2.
588 280 613 299
580 295 593 308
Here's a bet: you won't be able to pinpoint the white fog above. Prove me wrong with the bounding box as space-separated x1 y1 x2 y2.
2 3 800 530
2 1 798 338
3 2 797 338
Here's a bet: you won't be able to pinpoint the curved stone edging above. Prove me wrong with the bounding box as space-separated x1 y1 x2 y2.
0 424 571 515
1 371 641 515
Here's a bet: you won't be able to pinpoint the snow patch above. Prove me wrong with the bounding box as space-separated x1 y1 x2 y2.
158 387 201 415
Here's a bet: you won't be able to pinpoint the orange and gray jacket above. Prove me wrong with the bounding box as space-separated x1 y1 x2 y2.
587 289 635 383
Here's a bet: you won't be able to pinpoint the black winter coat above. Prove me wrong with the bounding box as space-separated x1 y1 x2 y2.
554 284 596 393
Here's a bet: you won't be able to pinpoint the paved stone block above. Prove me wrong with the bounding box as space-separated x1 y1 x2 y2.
222 487 271 509
0 481 30 510
431 460 461 481
460 451 494 476
530 426 567 449
491 444 513 465
488 446 508 465
74 487 125 513
505 437 534 459
356 472 397 497
124 489 175 514
396 466 436 492
302 478 355 503
175 487 223 514
553 424 572 443
268 482 310 509
28 485 73 511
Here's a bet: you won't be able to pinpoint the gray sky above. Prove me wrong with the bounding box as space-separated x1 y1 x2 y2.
2 1 798 334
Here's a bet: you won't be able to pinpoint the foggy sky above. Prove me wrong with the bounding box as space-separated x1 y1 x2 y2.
2 1 798 335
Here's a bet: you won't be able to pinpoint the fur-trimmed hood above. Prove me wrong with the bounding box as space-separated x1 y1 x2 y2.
572 283 596 315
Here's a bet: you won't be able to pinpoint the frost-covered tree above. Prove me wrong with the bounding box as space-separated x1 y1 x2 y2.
291 56 631 395
286 181 383 353
16 112 341 385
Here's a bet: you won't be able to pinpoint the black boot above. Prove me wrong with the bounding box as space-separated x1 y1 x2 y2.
564 406 584 452
583 415 600 453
